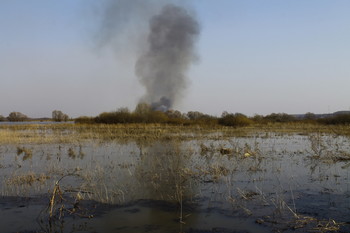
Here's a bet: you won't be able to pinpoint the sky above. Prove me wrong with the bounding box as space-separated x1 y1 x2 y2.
1 0 350 118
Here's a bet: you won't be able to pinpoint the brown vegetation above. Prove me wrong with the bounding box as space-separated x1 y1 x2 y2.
7 112 28 122
1 119 350 232
318 113 350 125
219 112 253 127
52 110 69 122
75 105 350 128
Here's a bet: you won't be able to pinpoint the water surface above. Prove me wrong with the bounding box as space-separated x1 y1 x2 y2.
0 130 349 232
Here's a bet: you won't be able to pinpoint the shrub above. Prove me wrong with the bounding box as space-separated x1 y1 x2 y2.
192 116 218 126
52 110 69 122
251 114 265 124
165 110 187 125
7 112 28 122
319 114 350 125
187 111 205 120
95 111 136 124
134 103 152 115
146 111 168 123
93 106 170 124
264 113 296 123
219 113 253 127
0 115 6 122
74 116 95 124
304 112 317 120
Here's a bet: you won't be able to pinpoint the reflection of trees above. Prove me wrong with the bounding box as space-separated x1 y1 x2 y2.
135 140 194 203
134 139 199 228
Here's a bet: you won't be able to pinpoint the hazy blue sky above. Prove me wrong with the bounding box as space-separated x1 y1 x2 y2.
1 0 349 118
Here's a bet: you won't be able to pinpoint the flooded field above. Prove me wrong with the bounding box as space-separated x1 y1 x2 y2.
0 124 350 232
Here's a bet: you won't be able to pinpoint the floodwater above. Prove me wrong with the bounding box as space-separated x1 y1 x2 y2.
0 131 350 232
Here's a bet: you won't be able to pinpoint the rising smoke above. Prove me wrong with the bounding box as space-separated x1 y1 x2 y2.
136 4 200 111
98 1 200 111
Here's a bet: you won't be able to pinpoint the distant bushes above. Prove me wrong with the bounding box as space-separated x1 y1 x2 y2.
190 116 218 126
94 107 169 124
263 113 296 123
185 111 218 126
52 110 69 122
73 109 302 127
318 114 350 125
74 106 350 127
95 111 134 124
7 112 28 122
74 103 218 126
1 107 348 126
218 112 253 127
0 115 6 122
74 116 95 124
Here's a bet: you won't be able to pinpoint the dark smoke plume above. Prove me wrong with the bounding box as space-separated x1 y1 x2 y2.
136 4 200 111
97 1 199 111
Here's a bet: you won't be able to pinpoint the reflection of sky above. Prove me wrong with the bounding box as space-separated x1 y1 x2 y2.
1 0 350 117
135 140 193 202
1 133 350 227
2 133 349 200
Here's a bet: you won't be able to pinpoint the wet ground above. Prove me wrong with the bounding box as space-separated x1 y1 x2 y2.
0 130 350 232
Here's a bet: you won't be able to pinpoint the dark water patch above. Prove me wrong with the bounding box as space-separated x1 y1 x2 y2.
89 201 269 233
0 196 46 210
2 193 350 232
0 196 270 233
295 192 350 223
187 228 249 233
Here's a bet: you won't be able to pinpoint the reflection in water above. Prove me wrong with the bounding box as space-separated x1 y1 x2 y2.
67 146 86 160
136 141 187 201
134 140 198 228
1 133 350 232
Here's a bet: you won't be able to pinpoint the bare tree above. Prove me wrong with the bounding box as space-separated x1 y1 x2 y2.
7 112 28 122
134 102 151 115
187 111 205 120
165 110 181 118
52 110 69 122
304 112 316 120
0 115 6 122
117 107 130 113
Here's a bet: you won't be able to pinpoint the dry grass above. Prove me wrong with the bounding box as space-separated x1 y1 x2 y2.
1 123 349 145
308 132 350 162
6 172 50 186
16 146 33 160
288 215 345 232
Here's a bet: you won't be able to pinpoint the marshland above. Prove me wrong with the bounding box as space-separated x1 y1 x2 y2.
2 0 350 232
0 122 350 233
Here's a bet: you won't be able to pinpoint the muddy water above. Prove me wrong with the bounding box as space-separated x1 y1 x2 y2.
0 132 349 232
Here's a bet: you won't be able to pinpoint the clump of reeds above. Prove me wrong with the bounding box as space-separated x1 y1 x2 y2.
308 132 350 162
287 215 345 232
17 146 33 160
219 147 232 155
6 172 49 186
38 173 93 231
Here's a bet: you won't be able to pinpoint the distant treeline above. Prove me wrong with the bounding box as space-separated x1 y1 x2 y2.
2 105 349 126
0 110 69 122
74 103 350 127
